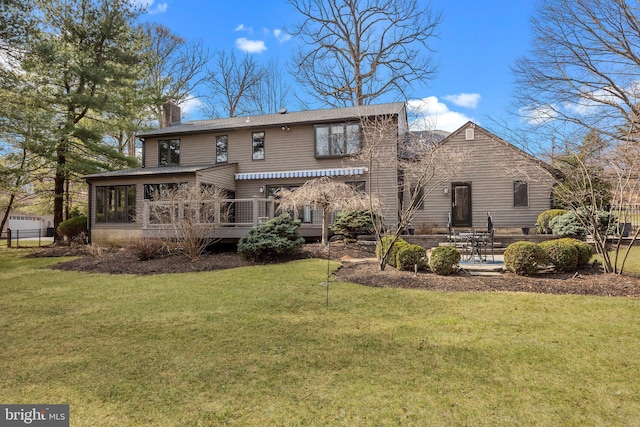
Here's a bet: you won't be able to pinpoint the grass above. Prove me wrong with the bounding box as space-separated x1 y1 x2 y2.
1 247 640 425
594 245 640 274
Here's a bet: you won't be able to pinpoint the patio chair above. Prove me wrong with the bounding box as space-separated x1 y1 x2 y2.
448 211 472 259
478 212 495 262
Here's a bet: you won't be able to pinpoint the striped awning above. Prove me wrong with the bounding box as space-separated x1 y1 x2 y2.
235 167 367 180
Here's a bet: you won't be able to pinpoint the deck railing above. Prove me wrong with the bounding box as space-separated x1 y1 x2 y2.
141 197 332 230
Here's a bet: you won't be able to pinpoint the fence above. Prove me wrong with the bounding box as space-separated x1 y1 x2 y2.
5 228 53 248
619 205 640 235
141 197 333 230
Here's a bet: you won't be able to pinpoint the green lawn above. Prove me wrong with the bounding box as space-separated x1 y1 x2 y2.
1 248 639 426
595 245 640 275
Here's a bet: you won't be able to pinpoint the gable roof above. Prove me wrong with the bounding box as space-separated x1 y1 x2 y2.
442 121 563 179
137 102 406 138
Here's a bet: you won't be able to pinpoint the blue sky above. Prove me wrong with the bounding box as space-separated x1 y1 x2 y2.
138 0 537 133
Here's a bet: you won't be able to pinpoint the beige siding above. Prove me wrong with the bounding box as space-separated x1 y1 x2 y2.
197 164 237 191
414 125 554 230
142 121 401 227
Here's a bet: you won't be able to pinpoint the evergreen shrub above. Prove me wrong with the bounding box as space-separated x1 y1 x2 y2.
536 209 567 234
332 210 378 240
428 246 460 276
375 236 407 268
504 241 548 276
396 244 428 271
56 215 87 241
539 239 579 272
237 214 305 262
557 237 593 267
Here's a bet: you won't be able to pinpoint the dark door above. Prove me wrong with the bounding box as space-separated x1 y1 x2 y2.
451 183 472 227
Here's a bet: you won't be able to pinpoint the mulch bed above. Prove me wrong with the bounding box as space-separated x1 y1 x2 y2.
29 242 640 297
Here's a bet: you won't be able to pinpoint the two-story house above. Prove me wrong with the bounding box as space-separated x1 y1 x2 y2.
84 102 405 245
84 102 558 245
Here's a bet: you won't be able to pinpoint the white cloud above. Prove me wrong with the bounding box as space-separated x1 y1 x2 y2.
274 29 292 43
444 93 481 109
519 105 558 126
153 2 168 13
180 97 205 119
408 96 474 132
234 24 254 35
235 37 267 54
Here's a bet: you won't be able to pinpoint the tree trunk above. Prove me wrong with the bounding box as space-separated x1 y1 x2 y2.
53 146 66 241
0 194 16 238
322 207 329 246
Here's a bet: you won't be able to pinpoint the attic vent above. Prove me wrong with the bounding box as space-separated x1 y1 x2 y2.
278 108 287 114
465 128 475 140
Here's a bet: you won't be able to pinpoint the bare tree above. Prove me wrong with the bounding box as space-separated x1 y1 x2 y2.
143 24 211 123
287 0 442 107
513 0 640 273
247 59 293 115
514 0 640 140
148 184 230 260
276 176 373 245
356 114 467 270
202 50 265 118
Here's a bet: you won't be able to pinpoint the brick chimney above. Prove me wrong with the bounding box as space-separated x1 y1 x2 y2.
161 100 181 128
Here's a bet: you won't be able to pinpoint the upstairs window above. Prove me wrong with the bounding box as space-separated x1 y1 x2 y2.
252 132 265 160
216 135 228 163
514 180 529 207
158 139 180 166
315 122 360 157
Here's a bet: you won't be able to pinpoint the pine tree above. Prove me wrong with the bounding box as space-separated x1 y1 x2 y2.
18 0 146 234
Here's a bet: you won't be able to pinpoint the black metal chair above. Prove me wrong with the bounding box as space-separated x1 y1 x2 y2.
478 212 495 262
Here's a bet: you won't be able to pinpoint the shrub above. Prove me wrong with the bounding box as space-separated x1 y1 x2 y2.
376 236 408 268
550 209 618 237
557 237 593 267
56 215 87 241
396 244 428 271
536 209 567 234
238 214 305 262
332 210 378 240
429 246 460 276
129 237 164 261
504 241 548 276
550 212 587 237
539 239 579 272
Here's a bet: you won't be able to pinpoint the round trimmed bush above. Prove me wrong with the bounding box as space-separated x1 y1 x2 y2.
375 236 407 268
56 215 87 241
539 239 579 272
536 209 567 234
396 244 428 271
237 214 305 262
429 246 460 276
557 237 593 267
504 241 548 276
